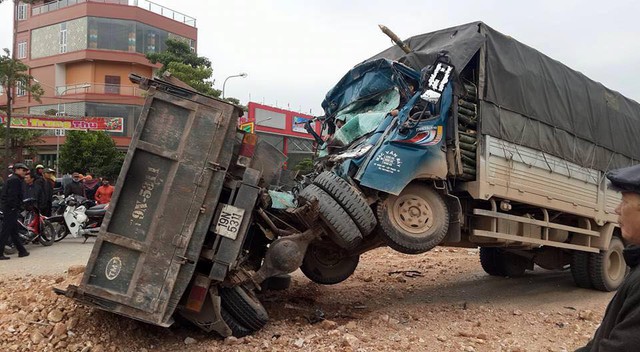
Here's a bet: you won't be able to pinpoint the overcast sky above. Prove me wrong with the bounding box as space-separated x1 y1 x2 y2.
1 0 639 115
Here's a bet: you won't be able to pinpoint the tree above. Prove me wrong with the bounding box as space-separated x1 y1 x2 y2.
58 131 125 180
146 39 247 110
146 39 220 97
0 47 44 175
293 157 314 174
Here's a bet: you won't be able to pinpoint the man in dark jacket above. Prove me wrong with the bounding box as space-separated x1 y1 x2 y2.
576 164 640 351
34 165 52 216
24 173 46 212
64 172 85 198
0 163 30 259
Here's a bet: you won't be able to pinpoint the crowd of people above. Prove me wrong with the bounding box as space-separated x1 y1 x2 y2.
0 163 115 260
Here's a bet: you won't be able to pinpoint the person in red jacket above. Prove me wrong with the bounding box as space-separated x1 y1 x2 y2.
95 177 114 204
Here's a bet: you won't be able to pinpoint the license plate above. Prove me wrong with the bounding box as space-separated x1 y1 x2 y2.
215 204 245 240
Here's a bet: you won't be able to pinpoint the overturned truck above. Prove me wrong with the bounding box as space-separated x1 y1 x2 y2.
55 74 344 337
304 21 639 292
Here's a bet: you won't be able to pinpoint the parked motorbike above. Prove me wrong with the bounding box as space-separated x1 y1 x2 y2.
48 195 108 242
2 198 56 254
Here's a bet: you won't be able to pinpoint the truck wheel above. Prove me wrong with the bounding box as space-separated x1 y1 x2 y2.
377 184 448 254
299 184 363 250
313 171 377 236
589 236 627 292
300 243 359 285
221 307 252 337
479 247 528 277
570 251 592 289
219 286 269 332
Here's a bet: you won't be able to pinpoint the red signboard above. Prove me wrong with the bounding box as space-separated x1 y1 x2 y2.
0 114 124 132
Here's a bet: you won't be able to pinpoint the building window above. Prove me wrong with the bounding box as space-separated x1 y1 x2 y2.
17 41 27 59
59 23 67 54
17 2 28 21
16 82 26 97
104 75 121 94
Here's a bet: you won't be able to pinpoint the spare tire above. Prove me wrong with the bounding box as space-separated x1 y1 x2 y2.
300 242 359 285
377 184 448 254
313 172 376 236
219 286 268 333
300 184 363 250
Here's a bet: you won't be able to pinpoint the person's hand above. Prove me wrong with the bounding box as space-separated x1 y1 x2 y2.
390 109 399 117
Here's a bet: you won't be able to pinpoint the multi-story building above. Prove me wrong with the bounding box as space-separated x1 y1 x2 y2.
0 0 196 166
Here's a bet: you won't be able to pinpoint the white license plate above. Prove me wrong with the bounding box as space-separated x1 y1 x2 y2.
215 204 245 240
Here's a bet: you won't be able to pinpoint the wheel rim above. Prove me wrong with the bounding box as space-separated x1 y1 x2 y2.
311 246 342 266
390 194 434 235
606 247 625 282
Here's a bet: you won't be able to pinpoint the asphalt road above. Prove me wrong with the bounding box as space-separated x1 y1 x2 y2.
0 237 95 278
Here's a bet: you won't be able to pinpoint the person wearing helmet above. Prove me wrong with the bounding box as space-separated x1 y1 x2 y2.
576 164 640 351
0 163 30 259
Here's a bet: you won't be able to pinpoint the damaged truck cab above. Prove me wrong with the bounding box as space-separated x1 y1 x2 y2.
308 22 639 292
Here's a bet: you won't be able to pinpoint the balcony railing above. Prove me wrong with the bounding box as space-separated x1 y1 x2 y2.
56 83 145 97
31 0 196 27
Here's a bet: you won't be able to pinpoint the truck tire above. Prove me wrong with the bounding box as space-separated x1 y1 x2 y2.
262 274 292 291
570 251 592 289
300 243 359 285
589 236 627 292
479 247 528 277
377 184 448 254
219 286 269 332
299 184 363 250
313 171 377 236
221 307 252 337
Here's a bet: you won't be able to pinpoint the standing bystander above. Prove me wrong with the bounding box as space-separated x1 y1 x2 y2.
0 163 30 259
95 177 115 204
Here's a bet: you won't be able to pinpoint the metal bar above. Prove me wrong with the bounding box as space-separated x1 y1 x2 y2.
472 230 600 253
136 141 180 161
473 209 600 237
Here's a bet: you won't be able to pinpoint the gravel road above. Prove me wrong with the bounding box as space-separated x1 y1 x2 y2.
0 245 615 352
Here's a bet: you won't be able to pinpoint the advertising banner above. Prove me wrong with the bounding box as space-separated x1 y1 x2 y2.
292 116 311 133
0 115 124 132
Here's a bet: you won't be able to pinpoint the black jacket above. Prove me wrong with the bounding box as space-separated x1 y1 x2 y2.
34 173 52 209
25 182 47 211
64 180 85 198
576 246 640 351
0 174 24 212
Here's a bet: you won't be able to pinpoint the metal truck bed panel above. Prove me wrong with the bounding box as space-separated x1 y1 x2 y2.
74 83 241 327
463 136 620 225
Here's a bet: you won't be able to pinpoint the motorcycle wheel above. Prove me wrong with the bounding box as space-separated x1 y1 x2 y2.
53 223 69 242
39 221 55 246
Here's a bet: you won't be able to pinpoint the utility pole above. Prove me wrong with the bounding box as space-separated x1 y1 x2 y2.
3 0 19 179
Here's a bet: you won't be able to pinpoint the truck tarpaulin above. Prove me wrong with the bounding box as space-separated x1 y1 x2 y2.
368 21 640 171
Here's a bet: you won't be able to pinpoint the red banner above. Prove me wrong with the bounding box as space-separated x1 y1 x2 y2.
0 114 124 133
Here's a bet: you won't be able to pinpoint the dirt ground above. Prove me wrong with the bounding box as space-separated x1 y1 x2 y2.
0 246 612 352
